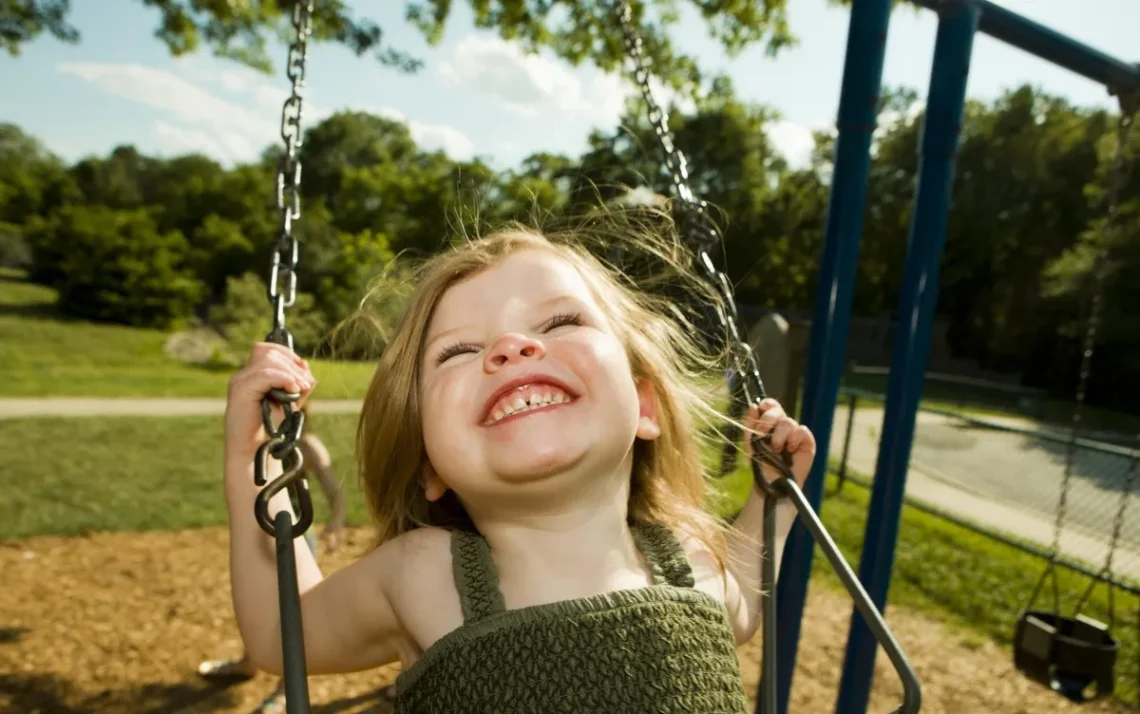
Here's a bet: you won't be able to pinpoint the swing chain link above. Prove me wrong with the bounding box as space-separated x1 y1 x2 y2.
1089 91 1135 574
254 0 316 539
612 4 789 491
1050 95 1138 559
269 0 314 352
1102 449 1138 580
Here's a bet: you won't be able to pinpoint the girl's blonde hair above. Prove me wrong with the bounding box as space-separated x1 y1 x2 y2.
353 205 735 557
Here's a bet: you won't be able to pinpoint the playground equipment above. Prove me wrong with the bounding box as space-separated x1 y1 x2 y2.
248 1 1139 713
613 3 921 712
248 2 921 713
1012 90 1138 698
773 1 1140 713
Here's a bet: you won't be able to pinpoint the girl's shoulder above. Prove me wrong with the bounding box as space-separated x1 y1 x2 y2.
666 525 730 605
380 526 460 583
379 526 466 661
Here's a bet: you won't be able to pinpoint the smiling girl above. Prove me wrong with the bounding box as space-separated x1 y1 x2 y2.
222 226 815 713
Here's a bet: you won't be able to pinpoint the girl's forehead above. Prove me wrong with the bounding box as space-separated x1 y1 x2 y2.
433 251 598 321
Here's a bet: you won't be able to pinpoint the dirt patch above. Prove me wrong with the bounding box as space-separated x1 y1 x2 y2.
0 528 1127 714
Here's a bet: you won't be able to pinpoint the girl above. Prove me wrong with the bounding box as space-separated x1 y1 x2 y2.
223 225 815 712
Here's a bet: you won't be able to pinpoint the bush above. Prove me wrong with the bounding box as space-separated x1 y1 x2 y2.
34 205 204 327
0 222 31 269
209 272 328 356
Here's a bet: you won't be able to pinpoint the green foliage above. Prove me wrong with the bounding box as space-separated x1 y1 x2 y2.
208 271 327 356
188 214 256 297
0 221 31 268
5 1 792 93
31 205 205 328
5 74 1140 411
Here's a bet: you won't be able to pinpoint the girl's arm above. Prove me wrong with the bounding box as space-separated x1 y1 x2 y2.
721 400 815 644
224 343 403 675
226 455 404 675
724 489 798 643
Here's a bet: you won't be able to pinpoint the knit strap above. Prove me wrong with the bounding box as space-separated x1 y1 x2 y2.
632 522 696 588
450 529 506 623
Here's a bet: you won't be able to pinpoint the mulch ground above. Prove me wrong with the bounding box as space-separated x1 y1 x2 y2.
1 527 1127 714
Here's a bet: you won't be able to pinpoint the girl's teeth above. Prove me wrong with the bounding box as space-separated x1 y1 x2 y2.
488 386 573 423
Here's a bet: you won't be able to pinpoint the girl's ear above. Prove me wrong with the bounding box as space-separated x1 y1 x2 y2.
421 458 449 502
635 378 661 440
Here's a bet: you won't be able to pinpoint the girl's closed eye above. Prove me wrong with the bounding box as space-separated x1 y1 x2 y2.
435 312 581 365
436 342 480 365
541 312 582 332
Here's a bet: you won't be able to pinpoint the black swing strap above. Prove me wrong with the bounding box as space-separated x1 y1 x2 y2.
612 3 921 712
252 3 317 714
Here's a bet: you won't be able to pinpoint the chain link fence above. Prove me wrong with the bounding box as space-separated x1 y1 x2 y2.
832 386 1140 590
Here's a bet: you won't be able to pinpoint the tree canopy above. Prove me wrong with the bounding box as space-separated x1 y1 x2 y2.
3 77 1138 409
3 0 798 91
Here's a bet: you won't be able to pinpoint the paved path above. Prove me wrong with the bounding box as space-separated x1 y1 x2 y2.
830 405 1140 582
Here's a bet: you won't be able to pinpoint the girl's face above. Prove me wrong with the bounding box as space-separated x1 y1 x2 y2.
418 249 659 506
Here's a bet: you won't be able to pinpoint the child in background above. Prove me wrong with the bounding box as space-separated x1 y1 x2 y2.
199 409 360 713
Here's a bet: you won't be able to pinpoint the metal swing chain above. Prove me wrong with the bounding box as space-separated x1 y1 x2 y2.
612 1 791 485
612 6 922 711
1036 95 1138 615
254 0 317 540
1074 442 1140 631
1050 101 1136 556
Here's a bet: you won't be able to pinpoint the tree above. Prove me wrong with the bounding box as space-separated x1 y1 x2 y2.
571 79 808 308
0 123 78 226
3 1 796 92
31 205 204 327
1040 113 1140 408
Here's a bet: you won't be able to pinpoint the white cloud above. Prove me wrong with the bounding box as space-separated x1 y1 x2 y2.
373 107 476 160
766 119 817 169
438 35 628 124
61 59 473 165
152 120 232 158
59 61 277 163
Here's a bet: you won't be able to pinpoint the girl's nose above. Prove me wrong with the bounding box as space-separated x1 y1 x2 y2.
484 332 546 371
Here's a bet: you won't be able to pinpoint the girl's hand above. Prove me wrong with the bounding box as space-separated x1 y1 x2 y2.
225 342 317 463
744 398 816 492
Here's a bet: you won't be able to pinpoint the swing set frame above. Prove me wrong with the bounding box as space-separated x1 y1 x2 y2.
783 2 1140 714
248 2 1140 714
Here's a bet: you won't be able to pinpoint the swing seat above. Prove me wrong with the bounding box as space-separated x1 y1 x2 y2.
1014 610 1119 702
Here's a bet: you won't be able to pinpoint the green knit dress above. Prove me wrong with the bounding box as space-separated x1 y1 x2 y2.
392 522 750 714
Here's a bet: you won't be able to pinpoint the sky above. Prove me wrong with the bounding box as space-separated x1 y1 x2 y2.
2 0 1137 172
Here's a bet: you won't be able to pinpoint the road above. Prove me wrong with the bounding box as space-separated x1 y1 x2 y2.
830 404 1140 582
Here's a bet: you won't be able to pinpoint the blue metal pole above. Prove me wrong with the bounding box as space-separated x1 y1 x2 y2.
767 1 894 712
833 3 979 713
911 0 1140 93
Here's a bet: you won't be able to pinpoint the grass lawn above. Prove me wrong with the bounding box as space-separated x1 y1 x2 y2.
0 269 375 398
3 413 1136 705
